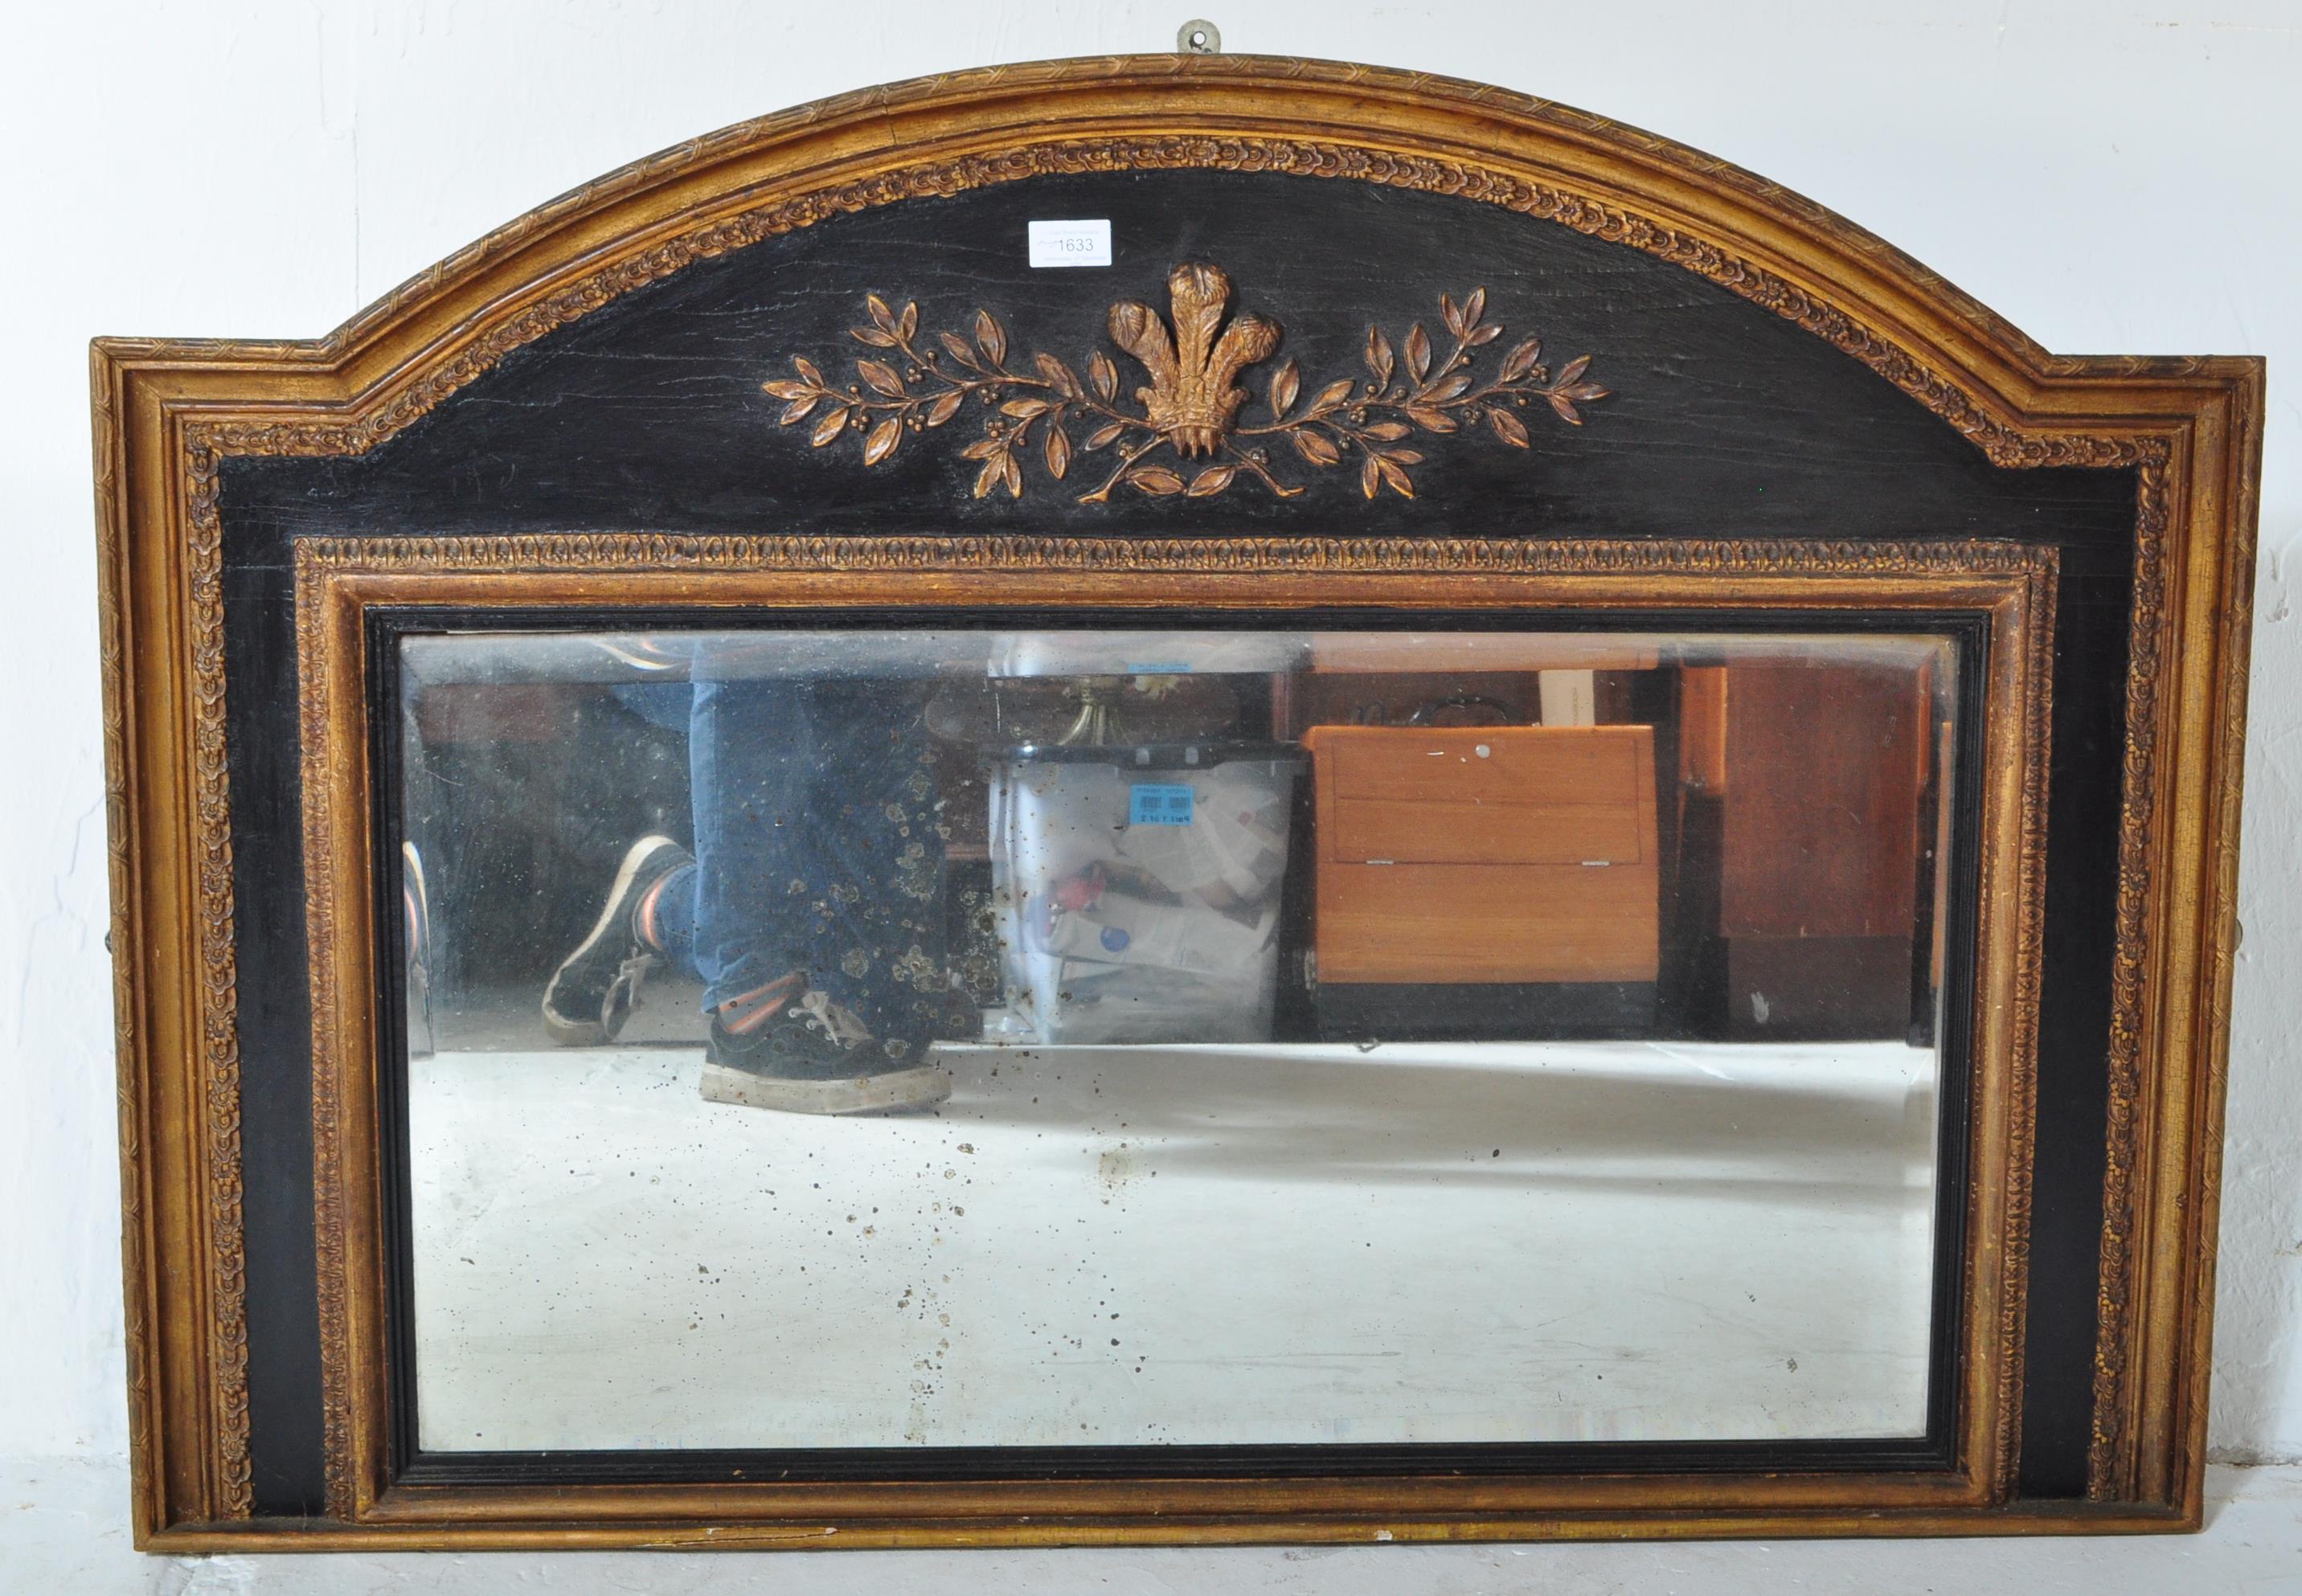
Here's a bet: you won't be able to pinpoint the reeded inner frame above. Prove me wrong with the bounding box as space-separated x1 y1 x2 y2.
291 537 2052 1538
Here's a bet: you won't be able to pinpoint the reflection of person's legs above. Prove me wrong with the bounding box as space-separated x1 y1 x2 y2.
541 663 954 1115
649 677 951 1043
639 673 952 1113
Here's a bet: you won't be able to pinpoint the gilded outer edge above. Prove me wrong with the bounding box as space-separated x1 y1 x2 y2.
90 346 161 1531
2181 380 2265 1504
157 117 2183 1523
296 532 2054 1518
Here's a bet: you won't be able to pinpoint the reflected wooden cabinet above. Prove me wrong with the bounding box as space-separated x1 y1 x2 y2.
1681 663 1935 1039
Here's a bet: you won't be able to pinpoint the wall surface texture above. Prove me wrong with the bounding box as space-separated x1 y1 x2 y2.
1 0 2295 1475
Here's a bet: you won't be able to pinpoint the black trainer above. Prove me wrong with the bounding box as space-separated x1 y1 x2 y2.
541 835 692 1046
698 988 951 1115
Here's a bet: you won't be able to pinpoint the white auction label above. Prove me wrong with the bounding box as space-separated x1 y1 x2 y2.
1027 219 1112 268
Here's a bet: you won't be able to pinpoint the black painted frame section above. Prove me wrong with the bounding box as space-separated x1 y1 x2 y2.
211 168 2143 1512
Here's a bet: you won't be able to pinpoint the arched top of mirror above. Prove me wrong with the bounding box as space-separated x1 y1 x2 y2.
110 54 2258 547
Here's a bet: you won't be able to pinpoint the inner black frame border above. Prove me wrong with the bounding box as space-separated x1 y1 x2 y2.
364 600 1991 1489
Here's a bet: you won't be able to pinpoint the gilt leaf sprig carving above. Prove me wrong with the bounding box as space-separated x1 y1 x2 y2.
762 263 1610 502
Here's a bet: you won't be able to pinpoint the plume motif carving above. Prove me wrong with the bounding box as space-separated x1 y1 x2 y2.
763 262 1610 502
1108 263 1281 455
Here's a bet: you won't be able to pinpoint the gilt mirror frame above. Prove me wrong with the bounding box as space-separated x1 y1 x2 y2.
92 54 2262 1549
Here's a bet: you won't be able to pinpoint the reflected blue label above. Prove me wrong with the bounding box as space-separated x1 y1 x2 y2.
1129 784 1195 825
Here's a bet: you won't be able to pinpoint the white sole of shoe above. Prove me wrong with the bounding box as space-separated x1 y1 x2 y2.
698 1062 952 1116
540 835 683 1046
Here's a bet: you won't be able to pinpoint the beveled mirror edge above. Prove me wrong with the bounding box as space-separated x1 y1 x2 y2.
84 53 2263 1544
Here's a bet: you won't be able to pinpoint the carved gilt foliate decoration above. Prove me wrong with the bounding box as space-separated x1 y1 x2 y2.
762 262 1612 501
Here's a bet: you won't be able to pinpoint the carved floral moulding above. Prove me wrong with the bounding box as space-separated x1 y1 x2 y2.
762 262 1611 502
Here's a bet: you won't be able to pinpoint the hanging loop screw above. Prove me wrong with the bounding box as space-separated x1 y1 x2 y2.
1177 18 1222 54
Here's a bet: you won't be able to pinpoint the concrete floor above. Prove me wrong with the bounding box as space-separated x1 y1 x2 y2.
408 1037 1938 1451
9 1453 2300 1593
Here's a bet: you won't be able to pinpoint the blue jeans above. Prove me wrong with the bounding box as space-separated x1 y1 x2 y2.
638 669 953 1044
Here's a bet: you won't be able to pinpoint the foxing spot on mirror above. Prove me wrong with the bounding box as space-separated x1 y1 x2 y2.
391 625 1957 1454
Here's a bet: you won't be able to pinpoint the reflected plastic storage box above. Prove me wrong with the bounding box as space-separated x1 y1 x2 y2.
986 743 1301 1045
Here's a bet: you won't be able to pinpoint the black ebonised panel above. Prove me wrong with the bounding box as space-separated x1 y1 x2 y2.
214 169 2138 1511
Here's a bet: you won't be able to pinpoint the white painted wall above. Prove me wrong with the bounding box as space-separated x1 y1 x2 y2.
2 0 2295 1473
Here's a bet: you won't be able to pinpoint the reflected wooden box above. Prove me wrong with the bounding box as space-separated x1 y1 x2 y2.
1303 725 1660 992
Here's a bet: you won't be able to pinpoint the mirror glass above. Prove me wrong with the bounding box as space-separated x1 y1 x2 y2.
393 624 1958 1452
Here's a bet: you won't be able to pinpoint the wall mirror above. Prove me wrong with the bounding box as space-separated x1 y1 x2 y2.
393 622 1960 1456
95 53 2260 1549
